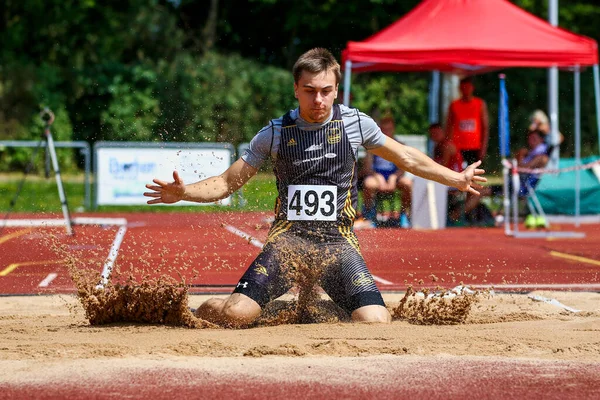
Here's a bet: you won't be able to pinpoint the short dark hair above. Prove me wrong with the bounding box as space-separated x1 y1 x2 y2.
460 76 473 85
293 48 342 85
429 122 442 130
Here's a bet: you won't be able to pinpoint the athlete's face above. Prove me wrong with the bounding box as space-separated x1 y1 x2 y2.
294 69 338 123
460 81 474 98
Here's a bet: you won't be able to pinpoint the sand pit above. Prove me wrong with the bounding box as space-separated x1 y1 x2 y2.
0 291 598 360
1 291 599 398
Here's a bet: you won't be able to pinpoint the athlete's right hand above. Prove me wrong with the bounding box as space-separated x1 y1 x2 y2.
144 170 186 204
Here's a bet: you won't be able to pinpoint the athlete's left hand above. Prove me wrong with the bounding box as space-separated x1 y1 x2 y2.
460 160 487 195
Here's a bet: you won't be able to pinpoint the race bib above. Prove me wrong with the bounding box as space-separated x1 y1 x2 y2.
287 185 337 221
458 119 476 132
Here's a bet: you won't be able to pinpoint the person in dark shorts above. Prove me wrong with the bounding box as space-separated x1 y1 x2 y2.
144 48 487 327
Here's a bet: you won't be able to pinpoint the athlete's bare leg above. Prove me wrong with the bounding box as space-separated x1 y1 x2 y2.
351 304 392 323
195 293 262 328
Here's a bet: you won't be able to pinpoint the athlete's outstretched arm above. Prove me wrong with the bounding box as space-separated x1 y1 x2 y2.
369 137 487 195
144 158 258 204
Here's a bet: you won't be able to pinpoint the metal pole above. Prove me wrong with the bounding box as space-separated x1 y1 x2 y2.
343 60 352 106
41 109 73 235
594 64 600 155
428 71 441 156
45 132 73 235
82 146 91 210
574 67 581 227
512 159 520 235
503 161 511 235
547 0 560 169
429 71 440 123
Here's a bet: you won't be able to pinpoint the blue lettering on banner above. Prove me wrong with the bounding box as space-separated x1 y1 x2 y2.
109 158 156 180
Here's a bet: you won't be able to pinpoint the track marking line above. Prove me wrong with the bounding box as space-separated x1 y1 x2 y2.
0 260 64 276
97 225 128 288
470 283 600 290
550 251 600 267
372 275 394 285
0 228 32 245
224 224 394 285
224 225 264 248
38 273 58 288
0 264 19 276
528 294 580 313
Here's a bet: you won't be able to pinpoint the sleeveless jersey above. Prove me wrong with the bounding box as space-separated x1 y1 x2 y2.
450 97 484 151
273 104 358 226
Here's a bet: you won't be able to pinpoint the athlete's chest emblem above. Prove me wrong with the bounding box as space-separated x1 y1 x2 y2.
327 128 341 144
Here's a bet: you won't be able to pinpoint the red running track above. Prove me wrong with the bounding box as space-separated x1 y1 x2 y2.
1 212 599 295
1 356 599 399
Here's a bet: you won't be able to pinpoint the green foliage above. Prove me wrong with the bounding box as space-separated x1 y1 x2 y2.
153 53 296 145
2 0 600 177
352 73 429 136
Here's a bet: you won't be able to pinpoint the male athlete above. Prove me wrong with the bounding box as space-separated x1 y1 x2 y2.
446 76 489 165
144 48 486 327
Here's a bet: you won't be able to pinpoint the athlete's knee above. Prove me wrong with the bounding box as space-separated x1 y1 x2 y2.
363 176 378 190
351 305 392 323
221 294 262 328
194 297 225 321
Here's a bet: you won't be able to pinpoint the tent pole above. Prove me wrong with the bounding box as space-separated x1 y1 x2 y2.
428 71 441 156
429 71 440 123
548 66 559 169
594 64 600 155
574 66 581 227
548 0 559 169
343 60 352 106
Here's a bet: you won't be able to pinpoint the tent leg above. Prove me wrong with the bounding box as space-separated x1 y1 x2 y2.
427 71 441 156
428 71 440 123
343 60 352 106
593 64 600 155
511 160 520 235
574 67 581 227
502 160 511 236
547 0 559 169
548 66 559 169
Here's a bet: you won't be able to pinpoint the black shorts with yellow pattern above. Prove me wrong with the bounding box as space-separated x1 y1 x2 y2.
232 220 385 314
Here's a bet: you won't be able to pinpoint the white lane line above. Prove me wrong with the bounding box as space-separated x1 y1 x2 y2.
471 283 600 290
97 225 128 288
224 224 394 285
38 273 58 288
224 225 264 248
528 294 581 313
372 275 394 285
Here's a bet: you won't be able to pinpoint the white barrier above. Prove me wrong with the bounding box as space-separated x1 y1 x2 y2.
94 142 235 207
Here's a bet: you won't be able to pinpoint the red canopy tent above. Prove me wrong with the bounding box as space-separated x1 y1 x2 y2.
341 0 598 74
340 0 600 162
341 0 600 228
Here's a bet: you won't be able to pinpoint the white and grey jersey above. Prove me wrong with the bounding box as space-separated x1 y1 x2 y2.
241 104 386 169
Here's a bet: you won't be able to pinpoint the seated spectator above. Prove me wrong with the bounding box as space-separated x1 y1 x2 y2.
430 123 494 226
360 115 412 227
430 123 463 173
527 109 564 148
515 129 549 196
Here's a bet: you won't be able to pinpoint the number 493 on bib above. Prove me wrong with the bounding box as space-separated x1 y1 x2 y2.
287 185 337 221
